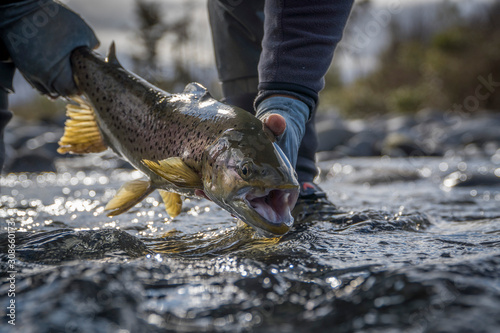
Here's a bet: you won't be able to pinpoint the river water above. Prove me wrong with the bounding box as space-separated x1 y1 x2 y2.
1 153 500 332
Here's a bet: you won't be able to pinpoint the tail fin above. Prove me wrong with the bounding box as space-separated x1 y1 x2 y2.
57 97 107 154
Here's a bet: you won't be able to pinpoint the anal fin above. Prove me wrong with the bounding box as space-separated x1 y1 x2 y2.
105 180 154 216
158 190 182 218
58 96 107 154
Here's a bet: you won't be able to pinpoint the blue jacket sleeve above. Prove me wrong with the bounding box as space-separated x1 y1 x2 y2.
256 0 354 112
0 0 99 97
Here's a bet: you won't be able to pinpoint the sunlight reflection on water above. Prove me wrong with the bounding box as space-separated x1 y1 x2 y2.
2 155 500 332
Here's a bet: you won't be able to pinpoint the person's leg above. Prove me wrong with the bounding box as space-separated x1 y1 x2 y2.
207 0 263 114
208 0 337 222
0 89 12 173
1 46 17 174
208 0 320 183
296 112 318 183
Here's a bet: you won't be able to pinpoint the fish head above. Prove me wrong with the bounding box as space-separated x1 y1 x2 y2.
202 123 299 236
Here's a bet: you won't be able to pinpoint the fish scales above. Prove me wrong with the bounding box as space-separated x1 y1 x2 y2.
58 44 299 236
72 48 233 173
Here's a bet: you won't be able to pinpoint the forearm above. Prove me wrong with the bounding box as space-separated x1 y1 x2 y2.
0 0 99 97
256 0 354 112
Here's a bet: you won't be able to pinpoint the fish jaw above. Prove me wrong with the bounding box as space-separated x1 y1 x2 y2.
231 185 299 235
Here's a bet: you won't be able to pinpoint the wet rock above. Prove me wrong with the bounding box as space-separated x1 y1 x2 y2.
350 168 422 186
0 229 151 264
6 145 57 173
7 263 155 333
335 141 374 157
316 150 345 161
4 128 63 173
381 132 429 157
442 170 500 187
386 115 417 132
4 124 49 150
415 107 446 124
342 130 384 156
316 119 354 152
441 116 500 147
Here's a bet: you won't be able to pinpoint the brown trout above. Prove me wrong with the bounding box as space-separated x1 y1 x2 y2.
57 44 299 235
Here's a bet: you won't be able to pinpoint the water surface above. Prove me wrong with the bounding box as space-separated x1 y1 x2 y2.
1 154 500 332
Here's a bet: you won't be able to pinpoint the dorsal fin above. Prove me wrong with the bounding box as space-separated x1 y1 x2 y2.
106 42 121 66
183 82 209 97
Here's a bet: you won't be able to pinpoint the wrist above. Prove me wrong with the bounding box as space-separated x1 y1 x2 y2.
256 96 309 124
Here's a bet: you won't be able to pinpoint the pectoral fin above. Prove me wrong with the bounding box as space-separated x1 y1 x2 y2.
58 96 107 154
105 180 154 216
142 158 202 188
159 190 182 218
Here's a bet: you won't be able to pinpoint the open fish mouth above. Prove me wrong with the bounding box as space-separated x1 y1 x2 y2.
238 187 299 235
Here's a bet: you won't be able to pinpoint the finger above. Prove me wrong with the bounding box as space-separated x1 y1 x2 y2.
262 114 286 137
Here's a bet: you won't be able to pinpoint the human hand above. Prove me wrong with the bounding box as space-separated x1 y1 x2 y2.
255 95 309 168
0 1 99 98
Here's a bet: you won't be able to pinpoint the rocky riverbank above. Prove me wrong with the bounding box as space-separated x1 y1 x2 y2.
315 108 500 161
3 108 500 174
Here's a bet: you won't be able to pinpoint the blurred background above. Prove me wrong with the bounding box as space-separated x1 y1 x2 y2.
4 3 500 332
4 0 500 172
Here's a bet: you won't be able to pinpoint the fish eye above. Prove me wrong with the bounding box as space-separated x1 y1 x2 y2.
239 161 253 179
